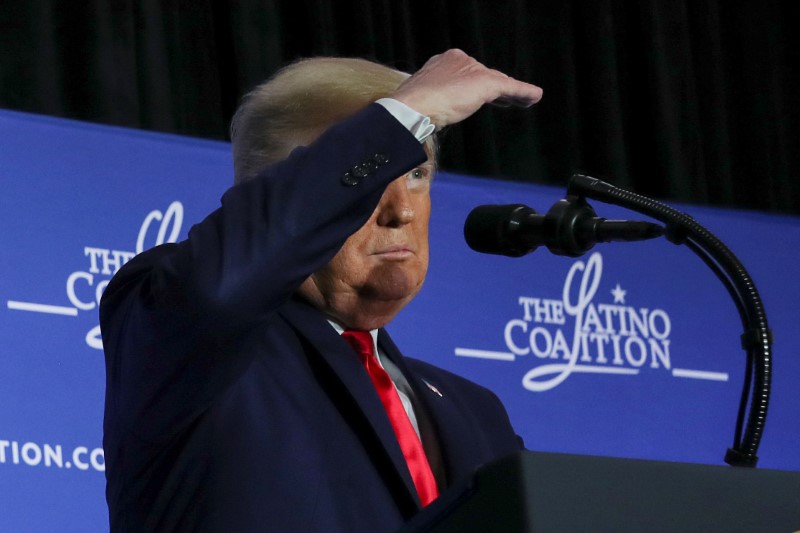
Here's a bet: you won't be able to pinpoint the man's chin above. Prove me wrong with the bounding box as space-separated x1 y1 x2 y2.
362 265 424 303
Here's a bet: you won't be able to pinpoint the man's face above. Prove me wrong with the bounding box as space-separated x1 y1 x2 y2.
299 157 434 330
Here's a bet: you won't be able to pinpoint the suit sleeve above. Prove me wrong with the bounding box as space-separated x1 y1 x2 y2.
100 104 428 442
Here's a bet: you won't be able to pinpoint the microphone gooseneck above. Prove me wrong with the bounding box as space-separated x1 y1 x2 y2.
463 174 771 468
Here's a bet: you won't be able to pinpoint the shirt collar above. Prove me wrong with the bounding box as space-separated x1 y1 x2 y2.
327 319 379 354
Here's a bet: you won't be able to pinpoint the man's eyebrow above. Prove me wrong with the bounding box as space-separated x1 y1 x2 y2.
420 159 437 172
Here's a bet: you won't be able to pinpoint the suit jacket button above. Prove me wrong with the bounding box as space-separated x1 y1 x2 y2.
351 164 369 178
342 172 360 186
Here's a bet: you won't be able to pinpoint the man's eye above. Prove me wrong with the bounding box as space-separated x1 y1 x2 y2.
405 167 432 190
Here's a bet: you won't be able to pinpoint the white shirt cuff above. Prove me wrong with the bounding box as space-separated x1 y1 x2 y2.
376 98 435 143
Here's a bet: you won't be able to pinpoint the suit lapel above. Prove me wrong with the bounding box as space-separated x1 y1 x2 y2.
278 298 421 512
378 330 487 487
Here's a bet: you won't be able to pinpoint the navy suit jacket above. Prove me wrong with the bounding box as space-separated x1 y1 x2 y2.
100 104 522 532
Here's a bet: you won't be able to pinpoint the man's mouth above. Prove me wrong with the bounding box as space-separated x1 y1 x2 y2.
372 245 414 260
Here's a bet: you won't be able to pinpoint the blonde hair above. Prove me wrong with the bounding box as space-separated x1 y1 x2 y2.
230 57 413 184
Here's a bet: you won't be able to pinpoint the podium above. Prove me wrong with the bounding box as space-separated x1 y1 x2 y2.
399 451 800 532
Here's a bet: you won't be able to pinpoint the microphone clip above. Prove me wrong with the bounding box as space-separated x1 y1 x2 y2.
541 195 599 257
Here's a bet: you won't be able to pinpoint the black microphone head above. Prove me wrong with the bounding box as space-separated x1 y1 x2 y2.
464 204 541 257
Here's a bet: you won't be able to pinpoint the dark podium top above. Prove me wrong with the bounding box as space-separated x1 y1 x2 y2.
400 451 800 532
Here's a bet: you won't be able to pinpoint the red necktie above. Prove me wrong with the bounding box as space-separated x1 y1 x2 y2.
341 330 439 506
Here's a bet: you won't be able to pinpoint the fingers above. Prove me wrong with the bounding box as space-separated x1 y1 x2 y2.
481 63 543 108
491 89 543 109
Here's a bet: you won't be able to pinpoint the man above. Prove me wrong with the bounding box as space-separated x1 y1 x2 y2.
100 49 542 532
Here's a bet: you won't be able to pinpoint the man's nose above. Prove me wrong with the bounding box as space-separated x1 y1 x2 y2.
376 178 415 228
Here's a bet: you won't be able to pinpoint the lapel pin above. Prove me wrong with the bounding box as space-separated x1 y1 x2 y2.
423 380 443 397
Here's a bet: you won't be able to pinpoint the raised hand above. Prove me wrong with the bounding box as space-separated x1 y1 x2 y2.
391 49 543 129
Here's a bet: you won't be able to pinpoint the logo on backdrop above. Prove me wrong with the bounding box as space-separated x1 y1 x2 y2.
0 437 104 473
454 252 730 392
6 201 184 350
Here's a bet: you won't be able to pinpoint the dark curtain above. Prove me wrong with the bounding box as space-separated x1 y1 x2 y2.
2 1 798 214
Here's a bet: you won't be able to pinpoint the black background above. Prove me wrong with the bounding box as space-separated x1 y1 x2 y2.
2 1 797 213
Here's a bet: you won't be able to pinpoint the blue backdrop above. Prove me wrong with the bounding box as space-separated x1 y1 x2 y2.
2 109 799 532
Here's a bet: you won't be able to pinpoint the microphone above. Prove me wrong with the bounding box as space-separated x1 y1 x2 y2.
464 197 664 257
